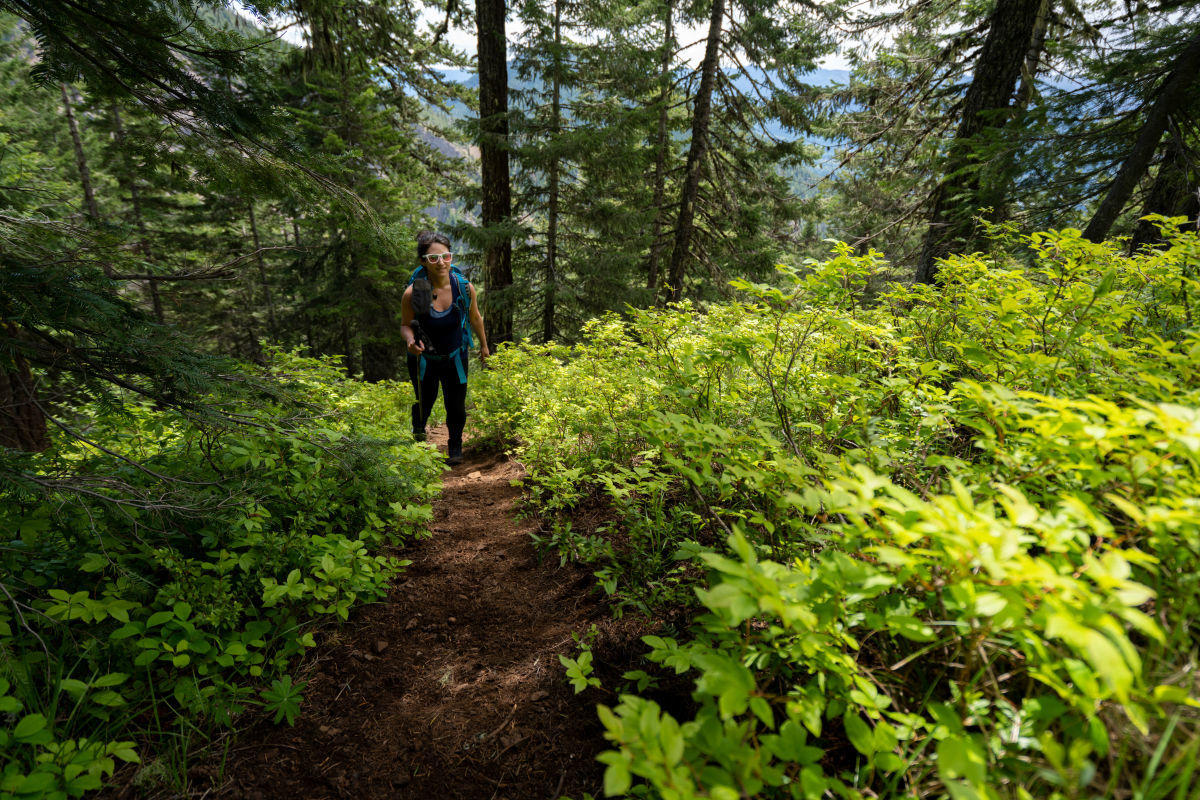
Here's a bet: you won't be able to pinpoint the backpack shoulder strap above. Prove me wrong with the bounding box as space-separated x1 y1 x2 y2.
406 265 427 287
450 270 471 313
449 271 473 350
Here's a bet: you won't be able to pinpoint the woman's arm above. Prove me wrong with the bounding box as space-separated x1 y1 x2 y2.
467 284 490 360
401 286 423 355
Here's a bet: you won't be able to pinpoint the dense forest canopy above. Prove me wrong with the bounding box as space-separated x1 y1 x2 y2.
3 0 1196 375
1 0 1199 797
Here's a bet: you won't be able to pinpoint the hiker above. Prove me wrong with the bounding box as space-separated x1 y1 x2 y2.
401 231 490 465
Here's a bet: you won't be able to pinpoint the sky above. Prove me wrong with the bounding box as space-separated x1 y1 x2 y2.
235 2 859 71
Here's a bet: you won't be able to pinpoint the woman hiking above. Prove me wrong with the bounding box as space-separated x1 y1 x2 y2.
401 231 490 465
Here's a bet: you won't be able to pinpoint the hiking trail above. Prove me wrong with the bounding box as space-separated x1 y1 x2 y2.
209 425 620 800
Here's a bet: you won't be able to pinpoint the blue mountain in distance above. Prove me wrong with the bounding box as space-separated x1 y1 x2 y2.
428 64 850 188
434 65 850 91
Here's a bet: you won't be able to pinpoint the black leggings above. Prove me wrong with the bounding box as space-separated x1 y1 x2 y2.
407 354 468 447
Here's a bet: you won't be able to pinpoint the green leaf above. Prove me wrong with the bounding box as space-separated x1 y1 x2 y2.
92 690 126 707
602 758 631 796
92 673 129 688
67 774 103 793
146 611 174 627
875 752 905 772
110 623 142 640
843 711 875 757
693 653 756 719
13 713 48 741
749 696 775 729
78 553 109 573
937 735 986 786
16 771 56 795
973 592 1007 617
110 745 140 763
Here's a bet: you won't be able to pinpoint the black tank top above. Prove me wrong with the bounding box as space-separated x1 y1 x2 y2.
418 277 464 355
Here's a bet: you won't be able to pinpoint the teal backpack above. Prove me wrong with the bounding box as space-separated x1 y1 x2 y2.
406 264 473 384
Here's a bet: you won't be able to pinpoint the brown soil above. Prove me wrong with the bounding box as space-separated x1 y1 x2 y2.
208 426 627 800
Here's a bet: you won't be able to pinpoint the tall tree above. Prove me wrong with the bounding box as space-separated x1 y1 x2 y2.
653 0 838 301
914 0 1045 284
477 0 514 345
665 0 725 303
645 0 676 297
825 1 1200 269
1082 30 1200 243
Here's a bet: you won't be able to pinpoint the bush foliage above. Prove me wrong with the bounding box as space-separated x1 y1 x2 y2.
0 351 438 797
471 221 1200 799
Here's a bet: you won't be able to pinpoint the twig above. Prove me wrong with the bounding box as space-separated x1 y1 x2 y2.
484 704 519 741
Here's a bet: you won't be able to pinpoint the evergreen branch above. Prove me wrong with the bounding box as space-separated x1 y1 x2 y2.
50 0 267 58
110 246 301 281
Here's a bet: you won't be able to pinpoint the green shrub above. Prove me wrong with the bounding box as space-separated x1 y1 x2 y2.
474 224 1200 798
0 349 440 796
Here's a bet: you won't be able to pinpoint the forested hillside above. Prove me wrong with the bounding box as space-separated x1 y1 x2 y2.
1 0 1198 797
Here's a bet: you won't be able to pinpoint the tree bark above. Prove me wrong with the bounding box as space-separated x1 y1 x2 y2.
110 105 165 322
0 323 49 453
62 84 101 222
1129 129 1200 251
477 0 514 344
62 84 116 279
247 202 279 339
665 0 724 303
1083 31 1200 244
647 0 675 299
542 0 561 344
915 0 1045 284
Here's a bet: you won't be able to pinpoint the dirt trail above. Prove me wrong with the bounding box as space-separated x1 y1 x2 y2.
216 426 614 800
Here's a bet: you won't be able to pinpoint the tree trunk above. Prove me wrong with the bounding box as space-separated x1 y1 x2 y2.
0 323 49 453
1083 31 1200 244
62 84 113 279
62 84 101 222
247 202 279 339
1129 130 1200 251
647 0 675 299
542 0 562 344
986 0 1050 222
914 0 1045 284
477 0 514 344
110 105 164 322
666 0 725 303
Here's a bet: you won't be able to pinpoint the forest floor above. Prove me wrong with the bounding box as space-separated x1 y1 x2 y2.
186 425 638 800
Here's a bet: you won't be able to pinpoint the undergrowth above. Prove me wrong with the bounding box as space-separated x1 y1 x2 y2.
471 220 1200 799
0 349 440 797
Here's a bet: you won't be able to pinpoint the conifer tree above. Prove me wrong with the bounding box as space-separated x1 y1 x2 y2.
914 0 1044 284
660 0 838 301
476 0 515 345
1081 29 1200 243
825 1 1200 274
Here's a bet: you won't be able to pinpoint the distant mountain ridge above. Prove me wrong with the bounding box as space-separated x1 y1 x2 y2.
434 65 850 90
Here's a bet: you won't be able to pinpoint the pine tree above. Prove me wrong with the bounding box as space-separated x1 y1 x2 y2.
476 0 515 345
914 0 1045 284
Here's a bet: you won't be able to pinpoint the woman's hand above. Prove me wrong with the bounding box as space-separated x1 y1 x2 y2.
406 330 425 356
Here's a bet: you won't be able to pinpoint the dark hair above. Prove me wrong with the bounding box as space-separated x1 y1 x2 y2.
416 230 452 259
